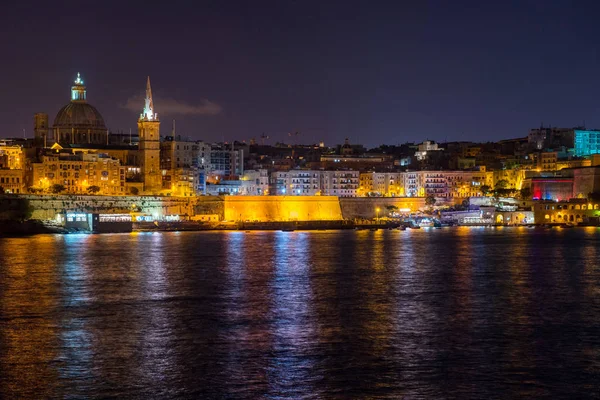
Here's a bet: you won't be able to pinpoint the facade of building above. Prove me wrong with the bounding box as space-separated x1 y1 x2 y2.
0 144 25 193
533 200 600 224
160 136 200 196
321 170 359 197
529 127 575 150
357 170 490 199
0 169 24 193
530 177 573 201
523 166 600 201
270 170 359 197
538 151 558 171
272 170 321 195
49 73 109 146
415 140 440 161
574 129 600 157
137 77 162 193
572 167 600 198
0 145 24 169
240 169 269 195
358 172 404 197
207 145 244 181
31 151 125 195
30 74 167 195
315 154 394 171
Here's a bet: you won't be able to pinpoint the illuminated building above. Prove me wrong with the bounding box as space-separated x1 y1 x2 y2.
533 200 600 224
572 167 600 198
534 151 558 171
0 169 24 193
160 135 200 196
0 144 25 193
574 129 600 157
320 170 359 197
43 73 109 146
358 172 404 197
272 170 321 195
556 158 592 170
239 169 269 195
415 140 441 161
422 171 487 198
207 144 244 181
523 166 600 200
358 170 489 199
404 171 421 197
31 150 125 195
0 145 24 170
493 169 525 191
358 172 374 195
137 77 162 193
530 177 573 201
63 212 133 233
30 74 165 195
270 170 359 197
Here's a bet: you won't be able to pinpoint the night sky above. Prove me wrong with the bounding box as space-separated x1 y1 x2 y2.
2 1 600 147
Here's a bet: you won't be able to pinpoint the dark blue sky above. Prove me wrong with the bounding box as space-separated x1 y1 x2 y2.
1 0 599 147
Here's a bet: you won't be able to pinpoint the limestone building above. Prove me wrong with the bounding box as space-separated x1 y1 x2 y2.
35 73 109 146
137 77 162 193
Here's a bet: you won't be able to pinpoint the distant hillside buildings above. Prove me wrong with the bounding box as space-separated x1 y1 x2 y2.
2 73 600 206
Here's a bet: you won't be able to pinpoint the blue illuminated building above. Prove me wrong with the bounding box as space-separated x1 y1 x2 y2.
574 129 600 157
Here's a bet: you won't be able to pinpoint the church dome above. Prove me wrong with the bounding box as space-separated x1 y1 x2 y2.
53 102 106 129
51 73 109 145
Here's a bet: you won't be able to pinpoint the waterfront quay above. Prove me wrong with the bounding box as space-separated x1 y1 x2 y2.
2 192 600 235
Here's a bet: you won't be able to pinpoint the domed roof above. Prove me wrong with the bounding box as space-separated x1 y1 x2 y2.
53 102 106 129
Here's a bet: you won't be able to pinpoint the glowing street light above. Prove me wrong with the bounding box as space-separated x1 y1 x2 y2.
376 207 380 223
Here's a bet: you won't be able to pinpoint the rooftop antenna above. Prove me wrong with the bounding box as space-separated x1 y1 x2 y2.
22 128 25 139
260 132 269 145
129 128 132 145
172 119 176 136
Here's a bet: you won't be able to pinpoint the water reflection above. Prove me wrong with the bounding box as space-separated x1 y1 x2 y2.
0 235 62 398
1 229 600 398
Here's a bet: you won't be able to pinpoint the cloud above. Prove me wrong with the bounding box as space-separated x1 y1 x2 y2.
122 93 222 116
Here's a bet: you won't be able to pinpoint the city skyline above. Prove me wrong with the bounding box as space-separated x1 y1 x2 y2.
3 1 600 147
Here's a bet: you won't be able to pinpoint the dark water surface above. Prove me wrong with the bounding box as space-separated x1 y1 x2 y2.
1 228 599 399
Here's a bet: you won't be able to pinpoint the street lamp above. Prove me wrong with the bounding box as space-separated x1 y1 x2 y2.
376 207 380 223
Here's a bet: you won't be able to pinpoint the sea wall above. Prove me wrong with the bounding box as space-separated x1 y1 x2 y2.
0 194 195 220
194 196 225 219
223 196 343 221
339 197 425 219
2 194 426 223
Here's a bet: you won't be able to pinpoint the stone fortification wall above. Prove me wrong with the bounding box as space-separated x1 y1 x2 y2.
5 194 195 220
339 197 425 219
194 196 225 219
3 194 426 223
223 196 343 221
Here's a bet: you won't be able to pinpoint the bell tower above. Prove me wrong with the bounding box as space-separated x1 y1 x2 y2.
138 76 162 193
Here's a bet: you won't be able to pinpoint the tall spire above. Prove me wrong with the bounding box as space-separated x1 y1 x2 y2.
141 76 157 121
